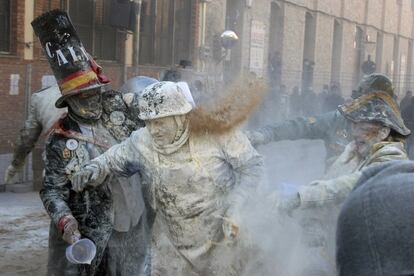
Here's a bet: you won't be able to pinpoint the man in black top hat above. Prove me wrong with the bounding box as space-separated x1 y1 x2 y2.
32 10 155 275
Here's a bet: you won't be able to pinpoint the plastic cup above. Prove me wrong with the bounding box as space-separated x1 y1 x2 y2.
66 238 97 264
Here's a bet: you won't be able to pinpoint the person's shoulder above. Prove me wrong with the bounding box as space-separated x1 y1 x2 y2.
373 141 406 154
210 127 250 148
33 85 60 97
48 116 78 139
46 129 70 157
31 85 61 106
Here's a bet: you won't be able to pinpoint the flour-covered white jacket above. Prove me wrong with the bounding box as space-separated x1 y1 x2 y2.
298 141 408 208
9 85 66 170
90 127 263 273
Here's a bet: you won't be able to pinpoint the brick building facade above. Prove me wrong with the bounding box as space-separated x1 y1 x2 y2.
1 0 413 189
0 0 201 189
207 0 414 98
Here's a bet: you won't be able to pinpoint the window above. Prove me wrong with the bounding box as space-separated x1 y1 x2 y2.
354 26 364 85
375 32 383 70
173 0 192 64
302 12 316 92
331 20 343 83
0 0 10 53
139 0 192 66
68 0 118 61
43 0 52 12
268 2 283 85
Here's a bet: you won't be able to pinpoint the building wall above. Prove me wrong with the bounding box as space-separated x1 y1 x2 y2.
313 13 334 90
279 3 305 89
0 0 201 188
218 0 414 98
1 0 414 186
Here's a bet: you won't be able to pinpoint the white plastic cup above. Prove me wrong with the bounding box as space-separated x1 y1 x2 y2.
66 238 97 264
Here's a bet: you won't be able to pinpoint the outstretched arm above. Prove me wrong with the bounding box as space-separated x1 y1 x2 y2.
5 99 42 183
71 132 141 192
246 110 338 146
297 172 362 209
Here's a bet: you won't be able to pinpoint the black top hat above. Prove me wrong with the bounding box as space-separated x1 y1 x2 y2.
32 10 110 108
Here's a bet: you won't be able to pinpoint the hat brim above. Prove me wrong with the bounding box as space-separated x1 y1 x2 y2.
339 91 411 136
55 83 108 108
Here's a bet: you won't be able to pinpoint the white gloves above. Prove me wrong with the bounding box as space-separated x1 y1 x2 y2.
244 130 266 147
277 193 301 214
4 164 20 184
267 183 301 215
70 163 101 192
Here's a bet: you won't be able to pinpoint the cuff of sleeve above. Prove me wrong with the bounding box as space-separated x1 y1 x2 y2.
57 215 74 233
298 185 328 208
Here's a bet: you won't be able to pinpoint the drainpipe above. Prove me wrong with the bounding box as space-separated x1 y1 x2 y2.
134 0 142 74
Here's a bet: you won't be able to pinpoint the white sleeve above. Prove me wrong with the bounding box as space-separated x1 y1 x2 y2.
220 129 264 218
298 172 362 208
92 132 141 178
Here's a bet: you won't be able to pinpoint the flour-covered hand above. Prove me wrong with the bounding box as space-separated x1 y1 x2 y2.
4 164 20 184
71 163 101 192
277 193 300 215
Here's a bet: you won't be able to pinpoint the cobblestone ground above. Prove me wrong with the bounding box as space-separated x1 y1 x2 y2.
0 192 49 276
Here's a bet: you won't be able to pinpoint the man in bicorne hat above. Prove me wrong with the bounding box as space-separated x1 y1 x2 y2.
281 90 410 210
277 91 409 275
32 10 154 275
247 73 397 167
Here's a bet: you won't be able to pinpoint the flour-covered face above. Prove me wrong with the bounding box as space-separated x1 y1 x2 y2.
351 122 390 156
146 116 178 145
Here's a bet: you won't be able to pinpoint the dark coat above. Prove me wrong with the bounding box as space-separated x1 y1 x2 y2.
337 160 414 276
41 116 114 275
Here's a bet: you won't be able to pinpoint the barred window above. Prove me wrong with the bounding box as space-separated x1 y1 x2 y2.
68 0 118 61
0 0 10 53
139 0 192 66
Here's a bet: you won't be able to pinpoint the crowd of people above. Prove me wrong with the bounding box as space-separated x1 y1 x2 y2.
4 9 414 276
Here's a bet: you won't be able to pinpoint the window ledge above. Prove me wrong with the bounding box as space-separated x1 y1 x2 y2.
96 59 121 65
0 54 20 59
